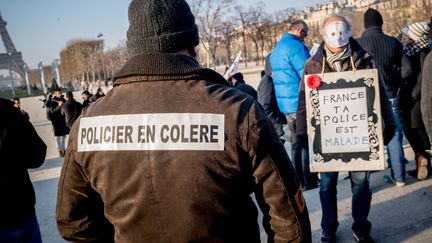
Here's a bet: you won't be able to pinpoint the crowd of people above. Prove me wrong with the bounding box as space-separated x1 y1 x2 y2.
1 0 431 242
42 87 105 157
223 6 431 243
256 8 431 243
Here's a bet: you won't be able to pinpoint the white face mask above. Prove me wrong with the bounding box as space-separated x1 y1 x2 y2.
323 21 351 48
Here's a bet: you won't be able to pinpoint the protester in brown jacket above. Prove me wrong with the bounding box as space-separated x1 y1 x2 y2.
56 0 311 242
296 14 395 243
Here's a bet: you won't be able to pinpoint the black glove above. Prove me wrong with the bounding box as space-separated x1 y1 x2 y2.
383 123 396 146
297 134 309 150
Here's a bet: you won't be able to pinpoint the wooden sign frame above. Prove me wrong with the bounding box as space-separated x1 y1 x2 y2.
305 69 385 172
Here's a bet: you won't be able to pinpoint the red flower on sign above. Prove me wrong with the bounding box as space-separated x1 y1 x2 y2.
306 74 321 89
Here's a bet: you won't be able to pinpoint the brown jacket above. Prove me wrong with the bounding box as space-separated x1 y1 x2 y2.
296 38 394 137
56 54 311 242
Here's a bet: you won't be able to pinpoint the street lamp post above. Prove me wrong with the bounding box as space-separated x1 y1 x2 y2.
52 59 61 87
38 61 47 94
97 33 107 81
8 64 15 97
23 64 31 95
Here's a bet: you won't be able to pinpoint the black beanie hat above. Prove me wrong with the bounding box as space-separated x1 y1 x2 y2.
126 0 200 57
364 8 383 28
232 73 244 81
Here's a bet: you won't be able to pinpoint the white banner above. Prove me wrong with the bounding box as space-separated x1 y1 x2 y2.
223 51 241 80
319 87 369 153
77 113 225 151
305 69 385 172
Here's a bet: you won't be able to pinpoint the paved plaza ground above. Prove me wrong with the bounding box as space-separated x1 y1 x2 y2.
29 156 432 243
20 66 432 242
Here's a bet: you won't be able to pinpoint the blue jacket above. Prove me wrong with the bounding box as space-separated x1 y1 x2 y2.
270 34 310 114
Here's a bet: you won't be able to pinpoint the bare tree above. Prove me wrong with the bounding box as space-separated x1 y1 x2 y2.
373 0 431 38
59 48 72 82
43 66 54 88
84 42 102 82
234 5 250 67
219 20 235 64
59 39 107 86
413 0 432 22
347 10 364 38
65 39 89 82
28 69 41 87
105 40 129 78
192 0 233 68
247 2 268 65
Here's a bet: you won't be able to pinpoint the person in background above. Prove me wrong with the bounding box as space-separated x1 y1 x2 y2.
56 0 311 242
12 97 30 120
421 51 432 139
49 88 69 157
62 91 82 129
230 72 257 100
81 90 92 108
94 87 106 100
0 97 47 243
357 8 407 187
296 14 395 243
257 55 287 140
399 22 432 180
270 20 318 191
428 17 432 39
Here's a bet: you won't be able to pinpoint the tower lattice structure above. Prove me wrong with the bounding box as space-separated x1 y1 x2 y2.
0 13 25 77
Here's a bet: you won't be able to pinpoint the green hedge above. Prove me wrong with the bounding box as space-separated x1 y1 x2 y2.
0 87 45 99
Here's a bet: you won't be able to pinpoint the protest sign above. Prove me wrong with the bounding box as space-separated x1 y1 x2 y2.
305 69 385 172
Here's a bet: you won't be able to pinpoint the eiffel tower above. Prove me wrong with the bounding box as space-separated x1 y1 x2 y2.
0 12 25 77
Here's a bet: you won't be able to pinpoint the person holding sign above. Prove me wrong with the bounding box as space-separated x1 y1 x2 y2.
296 14 395 243
55 0 311 242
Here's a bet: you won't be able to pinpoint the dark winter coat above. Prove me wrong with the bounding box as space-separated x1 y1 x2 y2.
357 26 403 98
62 98 82 128
257 74 287 137
0 98 46 229
56 53 311 243
233 79 258 100
296 38 394 136
49 96 69 136
82 99 91 108
421 51 432 137
399 47 431 129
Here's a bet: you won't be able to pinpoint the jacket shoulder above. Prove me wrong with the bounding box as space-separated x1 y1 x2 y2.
0 97 14 108
273 36 305 55
303 56 322 75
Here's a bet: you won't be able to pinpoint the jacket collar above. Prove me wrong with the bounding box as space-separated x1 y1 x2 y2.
361 26 384 37
283 33 300 41
233 79 246 87
113 53 230 86
312 38 369 70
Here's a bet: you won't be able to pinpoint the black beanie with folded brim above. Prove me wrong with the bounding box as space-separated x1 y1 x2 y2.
126 0 200 57
364 8 383 29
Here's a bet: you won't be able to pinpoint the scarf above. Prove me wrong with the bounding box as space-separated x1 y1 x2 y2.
324 44 352 72
403 35 432 56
